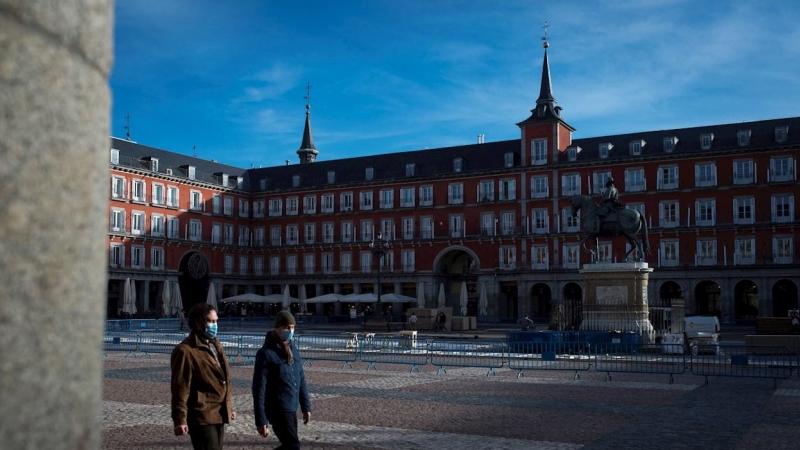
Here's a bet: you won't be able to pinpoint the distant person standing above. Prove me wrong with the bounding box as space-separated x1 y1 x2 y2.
407 312 418 331
519 315 534 331
170 303 235 450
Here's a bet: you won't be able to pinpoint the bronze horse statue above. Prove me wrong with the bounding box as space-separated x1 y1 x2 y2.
570 195 651 263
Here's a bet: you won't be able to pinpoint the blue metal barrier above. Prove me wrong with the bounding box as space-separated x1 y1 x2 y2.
690 344 797 388
216 333 241 363
239 334 265 363
295 334 359 369
103 330 139 356
429 339 505 376
507 341 591 380
138 331 187 357
359 335 428 372
594 343 686 384
156 318 181 331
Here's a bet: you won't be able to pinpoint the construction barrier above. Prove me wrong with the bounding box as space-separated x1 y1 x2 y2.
594 343 686 384
689 344 797 388
428 339 505 376
507 341 591 379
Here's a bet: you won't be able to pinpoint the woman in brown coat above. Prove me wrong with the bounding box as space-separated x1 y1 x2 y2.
171 303 236 450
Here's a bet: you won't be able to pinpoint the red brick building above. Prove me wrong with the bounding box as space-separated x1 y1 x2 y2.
107 46 799 326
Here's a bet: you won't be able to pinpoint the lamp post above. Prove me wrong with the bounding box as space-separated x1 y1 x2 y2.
369 231 392 312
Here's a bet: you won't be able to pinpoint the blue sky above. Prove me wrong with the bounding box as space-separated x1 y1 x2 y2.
111 0 800 168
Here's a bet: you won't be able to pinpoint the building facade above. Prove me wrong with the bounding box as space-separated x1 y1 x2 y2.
107 47 799 326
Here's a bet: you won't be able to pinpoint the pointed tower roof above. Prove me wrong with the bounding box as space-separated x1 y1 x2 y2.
296 103 319 164
517 36 574 131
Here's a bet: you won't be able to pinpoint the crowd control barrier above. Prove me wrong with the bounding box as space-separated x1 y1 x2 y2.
103 330 139 356
594 343 687 384
296 334 359 369
689 344 797 388
359 335 428 372
428 339 505 376
507 341 591 379
138 331 187 357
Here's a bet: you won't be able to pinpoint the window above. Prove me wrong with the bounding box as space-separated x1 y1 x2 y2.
629 140 644 156
224 254 233 275
323 222 334 243
360 252 372 273
694 163 717 187
360 219 373 242
561 174 581 196
563 208 580 232
504 152 514 168
269 198 282 216
499 179 516 201
700 133 714 150
562 244 580 269
695 199 716 226
110 149 120 164
150 214 164 237
167 186 179 207
626 203 645 218
405 163 415 177
253 227 264 247
111 176 126 199
292 174 301 187
304 254 315 275
500 212 515 236
253 200 265 218
399 187 414 207
733 197 754 225
321 253 334 274
773 236 793 264
419 186 433 206
239 199 249 217
303 195 316 214
360 191 373 210
567 146 578 162
597 242 612 263
131 246 145 269
660 240 679 267
769 156 795 182
132 180 145 202
340 192 353 211
453 158 463 172
131 211 145 235
187 166 196 180
775 126 788 143
448 183 463 204
286 197 298 215
223 196 233 216
270 226 281 246
365 167 374 181
270 255 280 276
734 237 755 265
304 223 316 244
531 245 549 270
189 219 202 242
340 252 352 274
532 139 547 165
327 171 336 184
478 180 494 202
449 215 463 238
321 194 334 213
531 176 549 198
737 130 751 146
239 256 249 275
733 160 754 185
286 255 297 275
625 168 645 192
402 250 415 273
592 171 611 195
772 195 794 223
286 225 298 245
167 217 179 239
210 195 220 214
696 240 717 266
380 218 393 240
402 217 414 240
657 166 679 190
189 190 202 211
421 216 434 239
254 256 263 276
211 223 221 244
110 209 125 232
223 224 234 245
532 209 549 234
151 247 163 270
598 143 611 159
110 244 124 268
379 189 394 209
499 246 516 269
152 184 165 205
480 213 494 236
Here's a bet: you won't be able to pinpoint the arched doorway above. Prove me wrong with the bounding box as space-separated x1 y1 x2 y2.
772 279 799 316
433 247 480 314
694 280 722 318
653 281 682 333
734 280 759 322
178 251 210 313
530 283 552 321
561 282 583 331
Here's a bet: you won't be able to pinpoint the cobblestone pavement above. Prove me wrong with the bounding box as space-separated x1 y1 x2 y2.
103 353 800 450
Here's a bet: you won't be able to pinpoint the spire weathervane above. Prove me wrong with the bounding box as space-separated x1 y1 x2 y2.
542 21 549 48
304 81 312 110
124 113 132 140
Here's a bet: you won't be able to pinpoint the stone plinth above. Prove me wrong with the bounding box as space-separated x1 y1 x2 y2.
579 262 655 342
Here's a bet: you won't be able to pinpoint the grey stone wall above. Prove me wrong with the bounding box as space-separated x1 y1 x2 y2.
0 1 112 449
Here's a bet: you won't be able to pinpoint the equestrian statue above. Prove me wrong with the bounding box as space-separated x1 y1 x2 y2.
570 178 651 263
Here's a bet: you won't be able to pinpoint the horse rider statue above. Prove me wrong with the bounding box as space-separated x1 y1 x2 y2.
595 178 623 235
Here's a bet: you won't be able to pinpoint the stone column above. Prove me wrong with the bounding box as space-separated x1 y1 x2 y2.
0 2 112 449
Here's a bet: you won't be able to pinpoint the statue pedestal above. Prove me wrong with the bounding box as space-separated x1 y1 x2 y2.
579 262 655 343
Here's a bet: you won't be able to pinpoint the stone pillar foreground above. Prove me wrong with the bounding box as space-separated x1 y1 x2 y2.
0 2 113 449
580 262 655 343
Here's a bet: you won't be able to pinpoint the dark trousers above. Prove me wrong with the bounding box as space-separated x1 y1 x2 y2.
188 424 224 450
269 411 300 450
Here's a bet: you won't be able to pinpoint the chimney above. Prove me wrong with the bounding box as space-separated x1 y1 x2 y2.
477 134 485 144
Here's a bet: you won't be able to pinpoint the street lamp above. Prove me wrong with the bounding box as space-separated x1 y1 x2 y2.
369 231 392 311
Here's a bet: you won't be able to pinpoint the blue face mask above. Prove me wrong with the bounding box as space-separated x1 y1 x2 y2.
204 322 218 339
279 328 294 342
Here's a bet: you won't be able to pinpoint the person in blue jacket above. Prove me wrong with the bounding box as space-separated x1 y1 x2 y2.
252 311 312 449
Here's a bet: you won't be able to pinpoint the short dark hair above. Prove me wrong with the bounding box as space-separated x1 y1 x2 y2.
188 303 216 332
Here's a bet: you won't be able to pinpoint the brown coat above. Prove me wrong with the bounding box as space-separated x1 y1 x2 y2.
170 332 234 427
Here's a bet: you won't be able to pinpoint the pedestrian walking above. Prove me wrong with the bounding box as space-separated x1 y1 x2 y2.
407 312 418 331
252 311 312 449
170 303 235 450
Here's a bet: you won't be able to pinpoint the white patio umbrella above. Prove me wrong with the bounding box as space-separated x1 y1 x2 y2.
206 282 218 309
172 283 184 315
380 293 418 303
417 282 425 308
479 283 488 317
282 284 291 310
299 284 307 313
304 293 346 303
161 281 171 317
121 278 132 316
220 293 273 303
129 280 138 316
437 283 446 310
459 281 468 316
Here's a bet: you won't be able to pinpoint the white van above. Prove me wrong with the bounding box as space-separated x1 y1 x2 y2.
683 316 721 355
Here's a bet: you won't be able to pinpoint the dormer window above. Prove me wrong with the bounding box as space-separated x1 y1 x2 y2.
599 143 612 159
700 133 714 150
187 165 196 180
235 176 243 189
365 167 374 181
405 163 415 177
327 171 336 184
504 153 514 168
629 139 645 156
150 158 159 172
737 130 751 146
110 149 119 164
663 136 678 153
453 158 463 172
567 146 581 162
775 126 788 143
292 174 301 187
259 178 269 190
221 173 229 186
